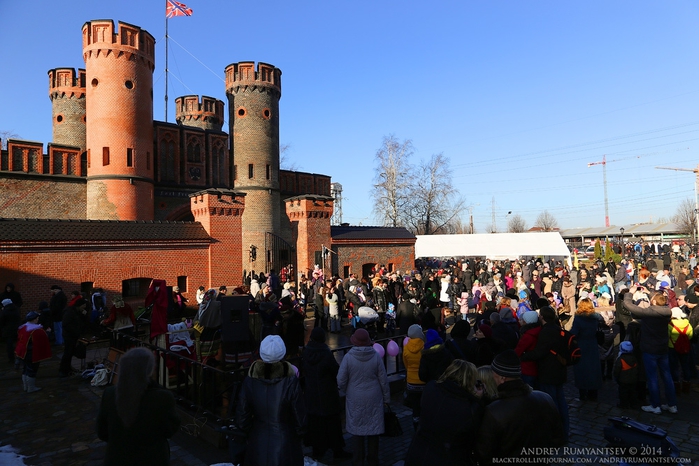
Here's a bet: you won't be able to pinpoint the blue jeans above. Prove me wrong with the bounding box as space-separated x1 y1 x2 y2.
539 383 569 441
642 352 677 408
53 321 63 345
330 315 341 332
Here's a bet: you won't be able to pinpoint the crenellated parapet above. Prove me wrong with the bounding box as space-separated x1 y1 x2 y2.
48 68 86 100
225 62 281 97
175 95 225 131
82 20 155 71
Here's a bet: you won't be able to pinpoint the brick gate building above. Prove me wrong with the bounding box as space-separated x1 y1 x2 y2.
0 19 415 309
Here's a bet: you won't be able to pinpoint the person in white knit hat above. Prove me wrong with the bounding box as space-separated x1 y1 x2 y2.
237 335 306 465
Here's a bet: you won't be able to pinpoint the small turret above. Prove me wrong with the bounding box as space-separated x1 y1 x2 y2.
48 68 86 152
175 95 225 132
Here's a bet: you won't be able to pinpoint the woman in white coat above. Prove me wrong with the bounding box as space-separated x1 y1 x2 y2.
337 328 391 466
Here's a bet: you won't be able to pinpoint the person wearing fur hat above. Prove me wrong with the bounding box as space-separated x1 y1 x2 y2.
238 335 306 466
419 329 454 383
403 324 426 431
337 328 390 466
668 307 693 394
301 328 350 462
15 311 51 392
613 341 639 409
477 350 564 464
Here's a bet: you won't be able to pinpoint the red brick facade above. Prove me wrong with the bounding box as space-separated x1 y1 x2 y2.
286 195 334 278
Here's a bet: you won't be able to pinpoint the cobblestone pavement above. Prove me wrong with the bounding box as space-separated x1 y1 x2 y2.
0 336 697 466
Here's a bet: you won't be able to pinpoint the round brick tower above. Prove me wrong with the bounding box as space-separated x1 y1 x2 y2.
175 95 225 131
48 68 86 152
225 62 282 273
83 20 155 220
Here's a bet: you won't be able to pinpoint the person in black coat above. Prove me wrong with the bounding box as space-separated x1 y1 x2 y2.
489 313 519 350
396 298 419 336
301 328 350 462
0 299 21 364
59 298 88 377
419 329 454 383
405 359 484 466
237 335 306 466
477 350 565 465
519 306 569 441
445 320 478 363
49 285 67 345
97 347 180 466
0 283 23 309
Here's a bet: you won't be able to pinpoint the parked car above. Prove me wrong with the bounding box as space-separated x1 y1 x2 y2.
585 245 605 259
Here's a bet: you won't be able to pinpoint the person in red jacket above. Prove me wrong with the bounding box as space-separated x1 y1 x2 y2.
15 311 51 393
514 311 542 389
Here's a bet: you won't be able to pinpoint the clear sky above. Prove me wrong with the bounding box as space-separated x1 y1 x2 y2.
1 1 697 231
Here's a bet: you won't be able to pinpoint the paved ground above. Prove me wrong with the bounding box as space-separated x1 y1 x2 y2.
0 322 697 465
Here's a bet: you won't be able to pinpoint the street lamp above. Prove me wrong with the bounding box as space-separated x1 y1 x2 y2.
619 227 625 257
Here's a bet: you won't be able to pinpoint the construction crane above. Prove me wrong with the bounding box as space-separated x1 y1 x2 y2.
655 164 699 242
588 154 642 227
587 155 613 227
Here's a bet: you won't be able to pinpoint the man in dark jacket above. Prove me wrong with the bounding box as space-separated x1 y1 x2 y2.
59 298 87 377
520 306 569 440
301 328 350 462
477 350 565 464
0 283 23 309
49 285 67 345
0 299 21 364
623 286 676 414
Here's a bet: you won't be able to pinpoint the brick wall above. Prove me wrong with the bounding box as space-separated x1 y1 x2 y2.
0 246 210 317
286 197 333 279
0 177 86 219
333 243 415 278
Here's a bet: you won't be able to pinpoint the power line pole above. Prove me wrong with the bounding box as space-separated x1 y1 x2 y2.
491 196 497 233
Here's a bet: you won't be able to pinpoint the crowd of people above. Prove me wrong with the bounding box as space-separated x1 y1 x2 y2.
227 247 698 464
1 240 698 465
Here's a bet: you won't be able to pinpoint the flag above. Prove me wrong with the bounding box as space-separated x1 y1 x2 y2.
166 0 193 18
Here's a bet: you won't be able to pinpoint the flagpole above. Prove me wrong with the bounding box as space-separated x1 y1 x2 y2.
165 0 169 122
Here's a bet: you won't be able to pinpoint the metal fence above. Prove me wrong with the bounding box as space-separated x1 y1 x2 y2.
108 330 407 427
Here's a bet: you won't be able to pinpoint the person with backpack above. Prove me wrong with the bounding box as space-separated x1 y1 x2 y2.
613 341 639 409
519 306 569 441
668 307 693 394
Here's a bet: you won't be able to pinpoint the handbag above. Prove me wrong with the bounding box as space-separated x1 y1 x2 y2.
382 404 403 437
74 340 88 359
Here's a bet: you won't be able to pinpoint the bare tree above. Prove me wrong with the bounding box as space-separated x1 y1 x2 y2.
507 214 528 233
279 143 302 171
444 216 472 234
672 198 696 236
1 130 19 150
534 210 559 231
405 153 465 235
372 135 414 227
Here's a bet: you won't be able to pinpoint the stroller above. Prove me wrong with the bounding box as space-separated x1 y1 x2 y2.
352 306 380 339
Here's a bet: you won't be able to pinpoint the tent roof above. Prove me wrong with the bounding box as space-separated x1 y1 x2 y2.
415 232 570 259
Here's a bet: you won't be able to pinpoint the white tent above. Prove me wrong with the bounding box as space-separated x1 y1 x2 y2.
415 232 571 260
